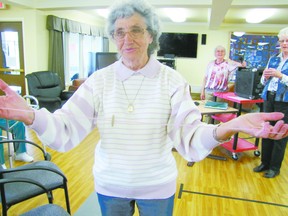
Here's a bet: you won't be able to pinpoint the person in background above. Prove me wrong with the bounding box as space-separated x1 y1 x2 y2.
200 45 246 123
253 26 288 178
0 119 34 169
200 45 246 101
0 1 287 215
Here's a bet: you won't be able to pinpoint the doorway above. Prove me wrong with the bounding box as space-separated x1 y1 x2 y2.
0 21 25 96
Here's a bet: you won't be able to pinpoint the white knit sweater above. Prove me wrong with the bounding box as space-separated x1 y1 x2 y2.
30 57 219 199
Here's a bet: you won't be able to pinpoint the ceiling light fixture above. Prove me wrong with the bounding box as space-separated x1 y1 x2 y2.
246 9 276 23
163 8 188 23
233 32 245 37
95 9 109 18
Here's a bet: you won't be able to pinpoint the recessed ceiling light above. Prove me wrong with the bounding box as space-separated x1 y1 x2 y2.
163 8 188 23
246 9 276 23
233 32 245 37
95 9 109 18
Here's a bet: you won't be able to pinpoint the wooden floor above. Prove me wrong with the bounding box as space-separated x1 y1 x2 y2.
2 128 288 216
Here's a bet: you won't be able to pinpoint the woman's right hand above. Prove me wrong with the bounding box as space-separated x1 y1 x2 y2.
263 68 283 80
0 79 35 125
200 90 205 100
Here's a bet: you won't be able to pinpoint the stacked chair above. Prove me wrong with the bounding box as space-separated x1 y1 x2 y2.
0 139 71 216
0 179 69 216
0 81 70 215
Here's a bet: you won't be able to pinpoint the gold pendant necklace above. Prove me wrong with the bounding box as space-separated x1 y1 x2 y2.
122 76 145 113
127 104 134 112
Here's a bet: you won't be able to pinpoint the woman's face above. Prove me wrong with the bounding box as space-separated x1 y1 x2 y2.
215 48 226 60
278 36 288 54
113 13 153 70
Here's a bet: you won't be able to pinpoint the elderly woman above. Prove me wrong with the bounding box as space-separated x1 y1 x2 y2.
0 0 287 215
200 45 246 101
253 27 288 178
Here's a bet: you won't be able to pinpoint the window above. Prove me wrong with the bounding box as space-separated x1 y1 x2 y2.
63 32 106 86
1 31 20 69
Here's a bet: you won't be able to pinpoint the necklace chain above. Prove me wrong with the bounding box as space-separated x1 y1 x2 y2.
122 76 145 113
215 59 225 65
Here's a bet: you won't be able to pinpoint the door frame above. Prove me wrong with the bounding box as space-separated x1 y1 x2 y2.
0 21 25 96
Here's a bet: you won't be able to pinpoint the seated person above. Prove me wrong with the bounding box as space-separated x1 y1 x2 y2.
0 119 34 169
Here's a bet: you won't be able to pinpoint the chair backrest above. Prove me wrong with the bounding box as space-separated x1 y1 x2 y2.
0 139 70 215
0 179 70 216
26 71 64 98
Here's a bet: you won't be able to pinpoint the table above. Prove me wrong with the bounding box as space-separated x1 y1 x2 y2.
196 100 239 116
213 92 264 160
186 100 239 166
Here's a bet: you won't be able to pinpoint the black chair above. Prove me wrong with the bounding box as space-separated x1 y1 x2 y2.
25 71 74 112
0 139 70 216
0 179 70 216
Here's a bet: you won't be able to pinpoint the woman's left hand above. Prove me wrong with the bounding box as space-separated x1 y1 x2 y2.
239 113 288 140
241 61 247 67
218 112 288 140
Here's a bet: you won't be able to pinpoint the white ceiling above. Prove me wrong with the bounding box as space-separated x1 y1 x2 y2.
2 0 288 32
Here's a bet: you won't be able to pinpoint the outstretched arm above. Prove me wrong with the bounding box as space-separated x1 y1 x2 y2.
216 112 288 141
200 76 207 100
0 79 35 125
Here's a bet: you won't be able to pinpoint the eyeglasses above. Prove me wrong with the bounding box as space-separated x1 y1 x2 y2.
279 39 288 44
112 27 147 41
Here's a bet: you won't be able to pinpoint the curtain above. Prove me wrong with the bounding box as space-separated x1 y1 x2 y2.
46 15 104 87
48 30 65 88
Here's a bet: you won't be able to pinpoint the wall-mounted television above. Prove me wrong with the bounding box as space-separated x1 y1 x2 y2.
157 33 198 58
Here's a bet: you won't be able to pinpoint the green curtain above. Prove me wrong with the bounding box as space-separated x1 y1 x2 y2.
48 29 65 88
46 15 104 87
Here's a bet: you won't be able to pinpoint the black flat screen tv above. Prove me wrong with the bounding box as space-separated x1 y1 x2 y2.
157 33 198 58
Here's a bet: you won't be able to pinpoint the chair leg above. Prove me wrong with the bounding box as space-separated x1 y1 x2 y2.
1 188 9 216
47 191 54 203
64 183 71 214
2 204 8 216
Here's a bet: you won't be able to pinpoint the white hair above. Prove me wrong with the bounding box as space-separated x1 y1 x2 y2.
278 27 288 38
214 45 226 53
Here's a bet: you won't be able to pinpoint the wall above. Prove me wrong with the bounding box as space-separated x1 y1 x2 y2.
161 23 231 92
